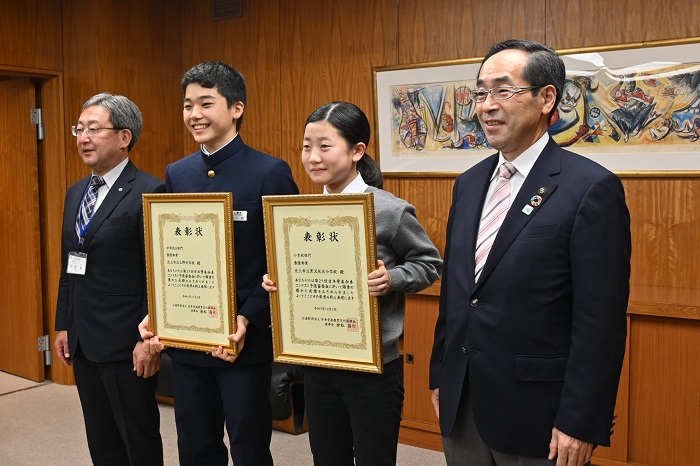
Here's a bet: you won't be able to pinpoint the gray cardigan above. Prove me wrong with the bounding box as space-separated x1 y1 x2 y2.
367 187 442 363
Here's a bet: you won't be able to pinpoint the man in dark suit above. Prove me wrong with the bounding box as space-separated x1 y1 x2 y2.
139 62 299 465
54 93 165 466
429 40 631 466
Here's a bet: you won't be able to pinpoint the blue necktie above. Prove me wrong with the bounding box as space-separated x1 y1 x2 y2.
75 176 106 240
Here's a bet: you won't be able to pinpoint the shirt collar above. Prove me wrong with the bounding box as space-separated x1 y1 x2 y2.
323 172 369 194
201 133 238 156
491 132 549 181
97 157 129 188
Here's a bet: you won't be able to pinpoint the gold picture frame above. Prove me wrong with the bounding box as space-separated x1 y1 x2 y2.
373 37 700 178
143 192 237 355
262 193 383 373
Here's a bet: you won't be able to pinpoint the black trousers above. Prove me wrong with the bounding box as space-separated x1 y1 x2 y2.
304 359 404 466
171 360 273 466
72 346 163 466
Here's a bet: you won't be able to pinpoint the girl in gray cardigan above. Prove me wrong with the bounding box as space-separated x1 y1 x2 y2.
263 102 442 466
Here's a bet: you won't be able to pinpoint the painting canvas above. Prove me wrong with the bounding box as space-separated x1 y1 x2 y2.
374 39 700 175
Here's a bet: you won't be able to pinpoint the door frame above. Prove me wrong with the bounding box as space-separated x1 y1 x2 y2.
0 64 72 384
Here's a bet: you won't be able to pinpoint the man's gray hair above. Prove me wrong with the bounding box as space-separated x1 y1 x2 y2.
82 93 143 151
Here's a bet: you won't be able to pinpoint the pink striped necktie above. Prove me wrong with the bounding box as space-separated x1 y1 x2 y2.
474 161 516 281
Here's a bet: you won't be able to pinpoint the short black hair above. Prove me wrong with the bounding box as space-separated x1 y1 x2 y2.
479 39 565 123
181 61 247 131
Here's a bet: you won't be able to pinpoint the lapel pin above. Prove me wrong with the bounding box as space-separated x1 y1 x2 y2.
522 205 534 215
538 187 547 195
118 187 123 192
530 195 543 206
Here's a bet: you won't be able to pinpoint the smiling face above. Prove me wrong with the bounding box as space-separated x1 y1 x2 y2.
183 83 243 152
75 106 130 176
475 48 556 161
302 121 366 193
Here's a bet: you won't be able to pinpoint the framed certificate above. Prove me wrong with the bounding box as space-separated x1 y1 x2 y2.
262 193 382 373
143 193 237 355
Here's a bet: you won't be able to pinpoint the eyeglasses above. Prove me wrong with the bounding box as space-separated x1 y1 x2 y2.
472 86 542 103
71 125 121 137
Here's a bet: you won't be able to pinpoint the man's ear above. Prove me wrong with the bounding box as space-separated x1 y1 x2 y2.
542 85 558 116
119 129 133 151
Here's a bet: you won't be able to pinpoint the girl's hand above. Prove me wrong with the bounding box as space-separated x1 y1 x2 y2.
368 259 391 297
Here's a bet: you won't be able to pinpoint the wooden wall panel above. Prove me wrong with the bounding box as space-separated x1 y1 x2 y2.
277 0 397 194
400 178 454 257
0 0 62 71
180 0 283 172
403 296 441 425
622 178 700 288
397 0 546 64
628 316 700 466
400 295 443 450
383 178 400 197
590 316 631 464
62 0 184 185
546 0 700 50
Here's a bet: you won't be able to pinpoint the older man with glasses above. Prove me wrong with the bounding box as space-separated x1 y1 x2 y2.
55 93 165 466
430 40 631 466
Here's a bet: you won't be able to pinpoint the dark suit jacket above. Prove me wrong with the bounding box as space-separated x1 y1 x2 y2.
165 135 299 368
55 160 165 362
429 137 631 457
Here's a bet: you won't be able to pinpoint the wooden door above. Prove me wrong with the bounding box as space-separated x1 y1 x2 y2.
0 78 44 382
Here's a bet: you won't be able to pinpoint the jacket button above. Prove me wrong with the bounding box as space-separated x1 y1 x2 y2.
470 298 479 307
207 170 215 178
461 347 467 353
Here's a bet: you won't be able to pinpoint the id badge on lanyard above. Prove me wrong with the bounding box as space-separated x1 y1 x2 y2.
67 251 88 275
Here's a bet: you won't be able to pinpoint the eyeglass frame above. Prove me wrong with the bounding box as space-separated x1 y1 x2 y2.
70 125 123 137
472 85 543 103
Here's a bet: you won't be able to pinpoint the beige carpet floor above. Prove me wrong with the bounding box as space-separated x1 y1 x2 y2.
0 371 446 465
